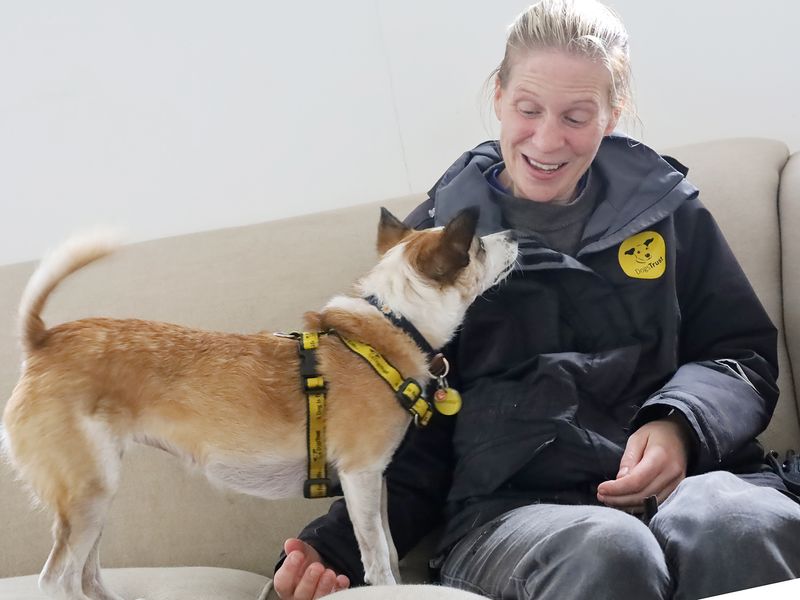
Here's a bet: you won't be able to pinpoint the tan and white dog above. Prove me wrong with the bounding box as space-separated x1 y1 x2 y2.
2 207 518 600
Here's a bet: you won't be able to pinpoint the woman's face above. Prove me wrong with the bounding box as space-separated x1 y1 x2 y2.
494 49 620 204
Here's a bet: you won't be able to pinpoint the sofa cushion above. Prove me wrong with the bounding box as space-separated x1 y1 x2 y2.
0 567 270 600
326 585 490 599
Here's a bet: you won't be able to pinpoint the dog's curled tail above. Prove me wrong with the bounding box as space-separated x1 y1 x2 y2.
19 231 120 352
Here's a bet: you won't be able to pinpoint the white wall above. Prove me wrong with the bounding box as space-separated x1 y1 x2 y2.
1 1 798 266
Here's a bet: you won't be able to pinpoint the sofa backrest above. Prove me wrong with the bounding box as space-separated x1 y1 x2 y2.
665 138 800 454
779 150 800 448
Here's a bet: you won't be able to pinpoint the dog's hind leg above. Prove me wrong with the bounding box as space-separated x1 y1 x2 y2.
40 493 115 600
339 470 396 586
5 383 126 599
36 420 124 600
82 533 126 600
39 514 76 599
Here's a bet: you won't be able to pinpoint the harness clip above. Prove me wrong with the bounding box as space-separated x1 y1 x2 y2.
303 376 326 393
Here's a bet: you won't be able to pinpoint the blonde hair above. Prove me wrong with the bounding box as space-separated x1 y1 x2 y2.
493 0 634 117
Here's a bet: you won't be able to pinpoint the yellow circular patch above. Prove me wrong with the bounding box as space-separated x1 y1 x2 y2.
618 231 666 279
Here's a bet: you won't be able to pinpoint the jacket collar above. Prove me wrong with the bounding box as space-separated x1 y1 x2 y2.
430 135 699 255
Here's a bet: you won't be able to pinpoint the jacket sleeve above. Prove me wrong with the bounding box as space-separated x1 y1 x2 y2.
632 197 779 472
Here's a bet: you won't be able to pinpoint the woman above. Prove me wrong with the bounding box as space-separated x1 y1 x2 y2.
274 1 800 598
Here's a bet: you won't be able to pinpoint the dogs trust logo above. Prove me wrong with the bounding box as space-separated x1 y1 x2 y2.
618 231 666 279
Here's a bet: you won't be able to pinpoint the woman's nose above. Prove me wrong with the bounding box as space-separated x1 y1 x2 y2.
531 115 565 154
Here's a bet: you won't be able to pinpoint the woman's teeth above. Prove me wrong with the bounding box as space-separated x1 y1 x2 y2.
526 156 563 171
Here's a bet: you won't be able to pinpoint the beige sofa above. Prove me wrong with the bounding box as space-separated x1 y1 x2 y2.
1 138 799 600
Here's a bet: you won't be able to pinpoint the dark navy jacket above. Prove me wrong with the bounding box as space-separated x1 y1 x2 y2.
293 135 782 582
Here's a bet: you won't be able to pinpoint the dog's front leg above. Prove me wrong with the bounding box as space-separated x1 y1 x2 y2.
339 470 397 586
381 477 401 582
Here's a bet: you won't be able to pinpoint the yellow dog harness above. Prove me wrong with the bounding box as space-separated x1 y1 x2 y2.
278 330 434 499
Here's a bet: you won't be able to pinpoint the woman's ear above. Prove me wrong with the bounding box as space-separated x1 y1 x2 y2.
605 106 622 136
493 78 504 121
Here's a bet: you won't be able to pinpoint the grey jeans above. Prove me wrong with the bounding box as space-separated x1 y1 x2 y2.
440 472 800 600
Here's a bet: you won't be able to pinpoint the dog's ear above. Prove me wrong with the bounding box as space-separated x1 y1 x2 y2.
422 207 479 280
377 207 412 255
441 207 479 259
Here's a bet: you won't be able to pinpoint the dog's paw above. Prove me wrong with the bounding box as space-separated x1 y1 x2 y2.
364 569 396 586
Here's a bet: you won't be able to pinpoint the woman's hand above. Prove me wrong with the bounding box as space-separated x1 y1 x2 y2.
273 538 350 600
597 415 691 511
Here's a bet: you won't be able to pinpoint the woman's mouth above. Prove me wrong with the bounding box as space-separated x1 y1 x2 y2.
525 155 566 175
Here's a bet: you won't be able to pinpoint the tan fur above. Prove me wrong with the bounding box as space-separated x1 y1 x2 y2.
5 313 417 496
2 209 517 598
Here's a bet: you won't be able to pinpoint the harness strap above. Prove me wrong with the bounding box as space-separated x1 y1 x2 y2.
297 332 331 499
277 328 434 499
334 334 434 427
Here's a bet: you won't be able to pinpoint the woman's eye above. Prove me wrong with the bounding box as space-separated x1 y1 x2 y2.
565 114 589 126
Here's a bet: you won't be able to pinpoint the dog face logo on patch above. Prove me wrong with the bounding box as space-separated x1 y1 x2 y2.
618 231 666 279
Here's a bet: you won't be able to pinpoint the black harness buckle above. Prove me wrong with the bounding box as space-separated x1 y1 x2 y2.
298 347 318 378
303 478 332 499
395 377 422 409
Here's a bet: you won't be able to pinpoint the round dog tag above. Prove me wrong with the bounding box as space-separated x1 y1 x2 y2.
434 387 462 415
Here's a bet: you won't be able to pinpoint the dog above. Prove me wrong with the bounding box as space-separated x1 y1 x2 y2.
624 237 654 263
2 207 517 600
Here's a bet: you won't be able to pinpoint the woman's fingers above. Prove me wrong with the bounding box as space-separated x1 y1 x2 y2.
274 539 345 600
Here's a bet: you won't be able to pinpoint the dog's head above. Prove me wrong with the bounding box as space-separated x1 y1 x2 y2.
624 237 654 264
357 207 518 350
